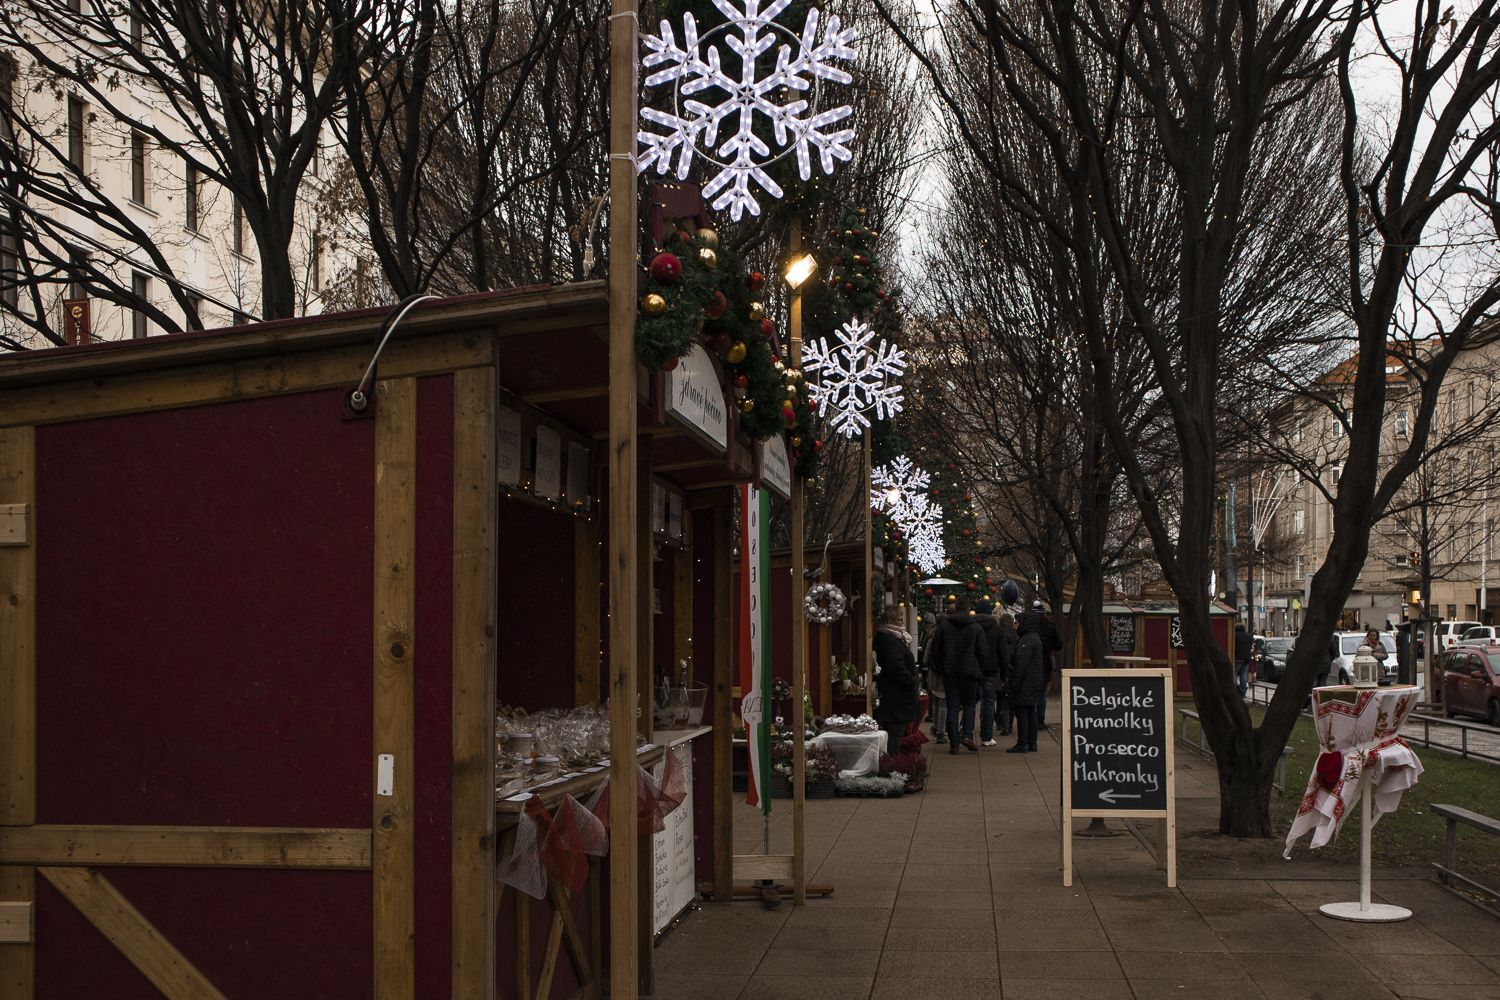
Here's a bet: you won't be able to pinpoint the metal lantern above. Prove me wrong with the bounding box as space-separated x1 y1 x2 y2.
1351 643 1380 688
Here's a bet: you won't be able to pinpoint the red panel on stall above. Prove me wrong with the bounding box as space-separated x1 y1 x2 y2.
37 869 372 999
415 375 455 999
497 494 577 710
34 389 374 828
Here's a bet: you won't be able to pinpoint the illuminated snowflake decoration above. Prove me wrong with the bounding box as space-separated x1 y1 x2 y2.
637 0 858 221
871 455 930 522
802 319 905 439
904 498 947 575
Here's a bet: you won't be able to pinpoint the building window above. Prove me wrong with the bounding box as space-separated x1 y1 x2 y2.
184 161 200 232
1295 556 1303 580
130 130 147 204
1294 509 1305 535
67 248 88 299
67 97 85 170
131 272 149 338
231 200 245 256
67 0 82 13
0 224 17 310
1395 410 1408 437
128 3 142 45
0 55 14 145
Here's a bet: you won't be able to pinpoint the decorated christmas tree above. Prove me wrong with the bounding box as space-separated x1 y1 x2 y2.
918 463 992 614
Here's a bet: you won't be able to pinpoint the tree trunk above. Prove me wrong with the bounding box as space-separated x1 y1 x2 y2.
260 246 296 321
1218 750 1275 836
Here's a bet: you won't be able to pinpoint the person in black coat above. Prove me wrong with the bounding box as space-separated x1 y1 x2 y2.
974 600 1009 746
1035 601 1064 729
873 607 920 756
1008 611 1045 752
1234 622 1252 698
926 597 991 753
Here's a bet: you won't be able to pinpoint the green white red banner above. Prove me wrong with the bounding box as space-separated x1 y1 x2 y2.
738 484 772 812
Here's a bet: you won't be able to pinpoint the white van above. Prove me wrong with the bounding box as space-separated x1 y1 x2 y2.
1438 621 1483 653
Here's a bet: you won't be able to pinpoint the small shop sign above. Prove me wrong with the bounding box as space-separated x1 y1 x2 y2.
665 344 729 452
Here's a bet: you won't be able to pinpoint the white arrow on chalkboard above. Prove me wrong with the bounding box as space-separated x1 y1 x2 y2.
1098 789 1141 804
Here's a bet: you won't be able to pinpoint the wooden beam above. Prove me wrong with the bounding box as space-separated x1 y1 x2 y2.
0 334 493 431
514 888 531 1000
0 504 27 546
0 426 35 1000
732 855 795 881
523 386 608 405
0 902 32 944
372 377 417 1000
534 911 565 1000
710 507 734 901
40 868 227 1000
634 452 654 997
0 826 371 869
547 877 591 987
451 367 498 1000
574 516 602 706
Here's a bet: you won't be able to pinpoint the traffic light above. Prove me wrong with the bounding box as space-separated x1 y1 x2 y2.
1410 550 1421 568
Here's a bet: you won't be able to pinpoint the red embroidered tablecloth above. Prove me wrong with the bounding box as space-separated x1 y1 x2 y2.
1283 685 1422 855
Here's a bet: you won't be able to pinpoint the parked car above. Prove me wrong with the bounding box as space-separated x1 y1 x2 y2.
1331 632 1399 685
1457 625 1500 646
1257 636 1294 683
1437 621 1483 653
1441 645 1500 726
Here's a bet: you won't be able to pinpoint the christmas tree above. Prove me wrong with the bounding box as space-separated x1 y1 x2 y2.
918 463 992 615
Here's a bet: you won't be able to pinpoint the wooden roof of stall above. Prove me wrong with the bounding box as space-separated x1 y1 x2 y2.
0 282 754 490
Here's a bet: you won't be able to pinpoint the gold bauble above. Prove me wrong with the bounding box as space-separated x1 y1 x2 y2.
697 227 719 249
738 398 755 413
748 301 766 322
698 247 718 269
791 436 802 448
640 292 668 317
726 341 747 364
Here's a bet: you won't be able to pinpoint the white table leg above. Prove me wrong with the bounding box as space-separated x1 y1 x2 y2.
1319 779 1412 923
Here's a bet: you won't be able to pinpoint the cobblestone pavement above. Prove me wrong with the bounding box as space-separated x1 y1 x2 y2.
650 723 1500 1000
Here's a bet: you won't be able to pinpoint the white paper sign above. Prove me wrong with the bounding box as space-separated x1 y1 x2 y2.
497 406 522 486
567 442 590 505
665 345 729 452
761 436 791 500
534 425 562 500
651 743 697 934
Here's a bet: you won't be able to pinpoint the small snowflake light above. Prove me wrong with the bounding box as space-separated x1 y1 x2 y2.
802 319 905 439
637 0 858 220
871 455 930 522
905 499 947 575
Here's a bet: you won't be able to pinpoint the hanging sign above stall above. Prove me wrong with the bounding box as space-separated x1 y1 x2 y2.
760 436 791 500
534 425 562 500
497 406 522 486
665 344 729 453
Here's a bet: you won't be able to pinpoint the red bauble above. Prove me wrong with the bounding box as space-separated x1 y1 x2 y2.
748 271 765 292
650 252 682 284
813 439 824 452
966 582 976 591
734 373 749 388
924 588 934 597
986 579 995 588
783 405 797 425
707 332 732 355
760 318 775 338
704 290 728 319
962 528 971 537
661 356 680 372
843 282 854 291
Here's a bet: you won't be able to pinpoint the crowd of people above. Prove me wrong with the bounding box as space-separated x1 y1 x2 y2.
873 596 1064 756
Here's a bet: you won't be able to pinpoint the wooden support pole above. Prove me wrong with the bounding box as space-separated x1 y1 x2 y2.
606 0 640 989
0 426 35 1000
452 367 498 1000
373 378 417 1000
635 455 654 996
710 507 734 901
863 427 873 717
788 217 807 906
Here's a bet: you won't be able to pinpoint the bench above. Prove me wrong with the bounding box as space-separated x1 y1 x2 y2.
1432 803 1500 912
1176 707 1291 792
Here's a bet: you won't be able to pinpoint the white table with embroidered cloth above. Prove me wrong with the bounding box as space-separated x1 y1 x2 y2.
1283 684 1422 922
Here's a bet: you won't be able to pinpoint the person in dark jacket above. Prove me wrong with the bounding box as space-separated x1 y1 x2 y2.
1035 601 1064 729
995 612 1018 737
1234 621 1252 698
925 597 990 753
974 600 1009 746
873 607 921 756
1008 611 1045 752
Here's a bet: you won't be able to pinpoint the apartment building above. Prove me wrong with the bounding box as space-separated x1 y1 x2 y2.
1262 341 1500 635
0 32 351 350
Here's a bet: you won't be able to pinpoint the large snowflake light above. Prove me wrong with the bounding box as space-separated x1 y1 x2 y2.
637 0 858 220
802 319 905 439
905 498 947 575
871 455 930 522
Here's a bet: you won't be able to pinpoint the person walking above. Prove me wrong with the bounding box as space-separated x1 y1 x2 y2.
974 600 1009 746
1034 601 1063 730
873 607 920 757
1008 610 1045 752
1234 620 1252 699
926 597 989 753
920 612 946 744
995 611 1018 738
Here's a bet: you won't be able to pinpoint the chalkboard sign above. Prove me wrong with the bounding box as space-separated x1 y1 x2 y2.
1063 670 1171 812
1107 614 1137 654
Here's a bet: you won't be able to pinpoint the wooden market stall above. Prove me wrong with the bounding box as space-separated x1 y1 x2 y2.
0 284 757 999
1071 592 1238 692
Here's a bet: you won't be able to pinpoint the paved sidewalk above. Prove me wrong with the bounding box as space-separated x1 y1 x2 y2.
652 725 1500 999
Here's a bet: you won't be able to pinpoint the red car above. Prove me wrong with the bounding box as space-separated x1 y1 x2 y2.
1441 646 1500 726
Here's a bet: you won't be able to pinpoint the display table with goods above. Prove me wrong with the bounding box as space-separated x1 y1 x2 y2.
1283 685 1423 922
